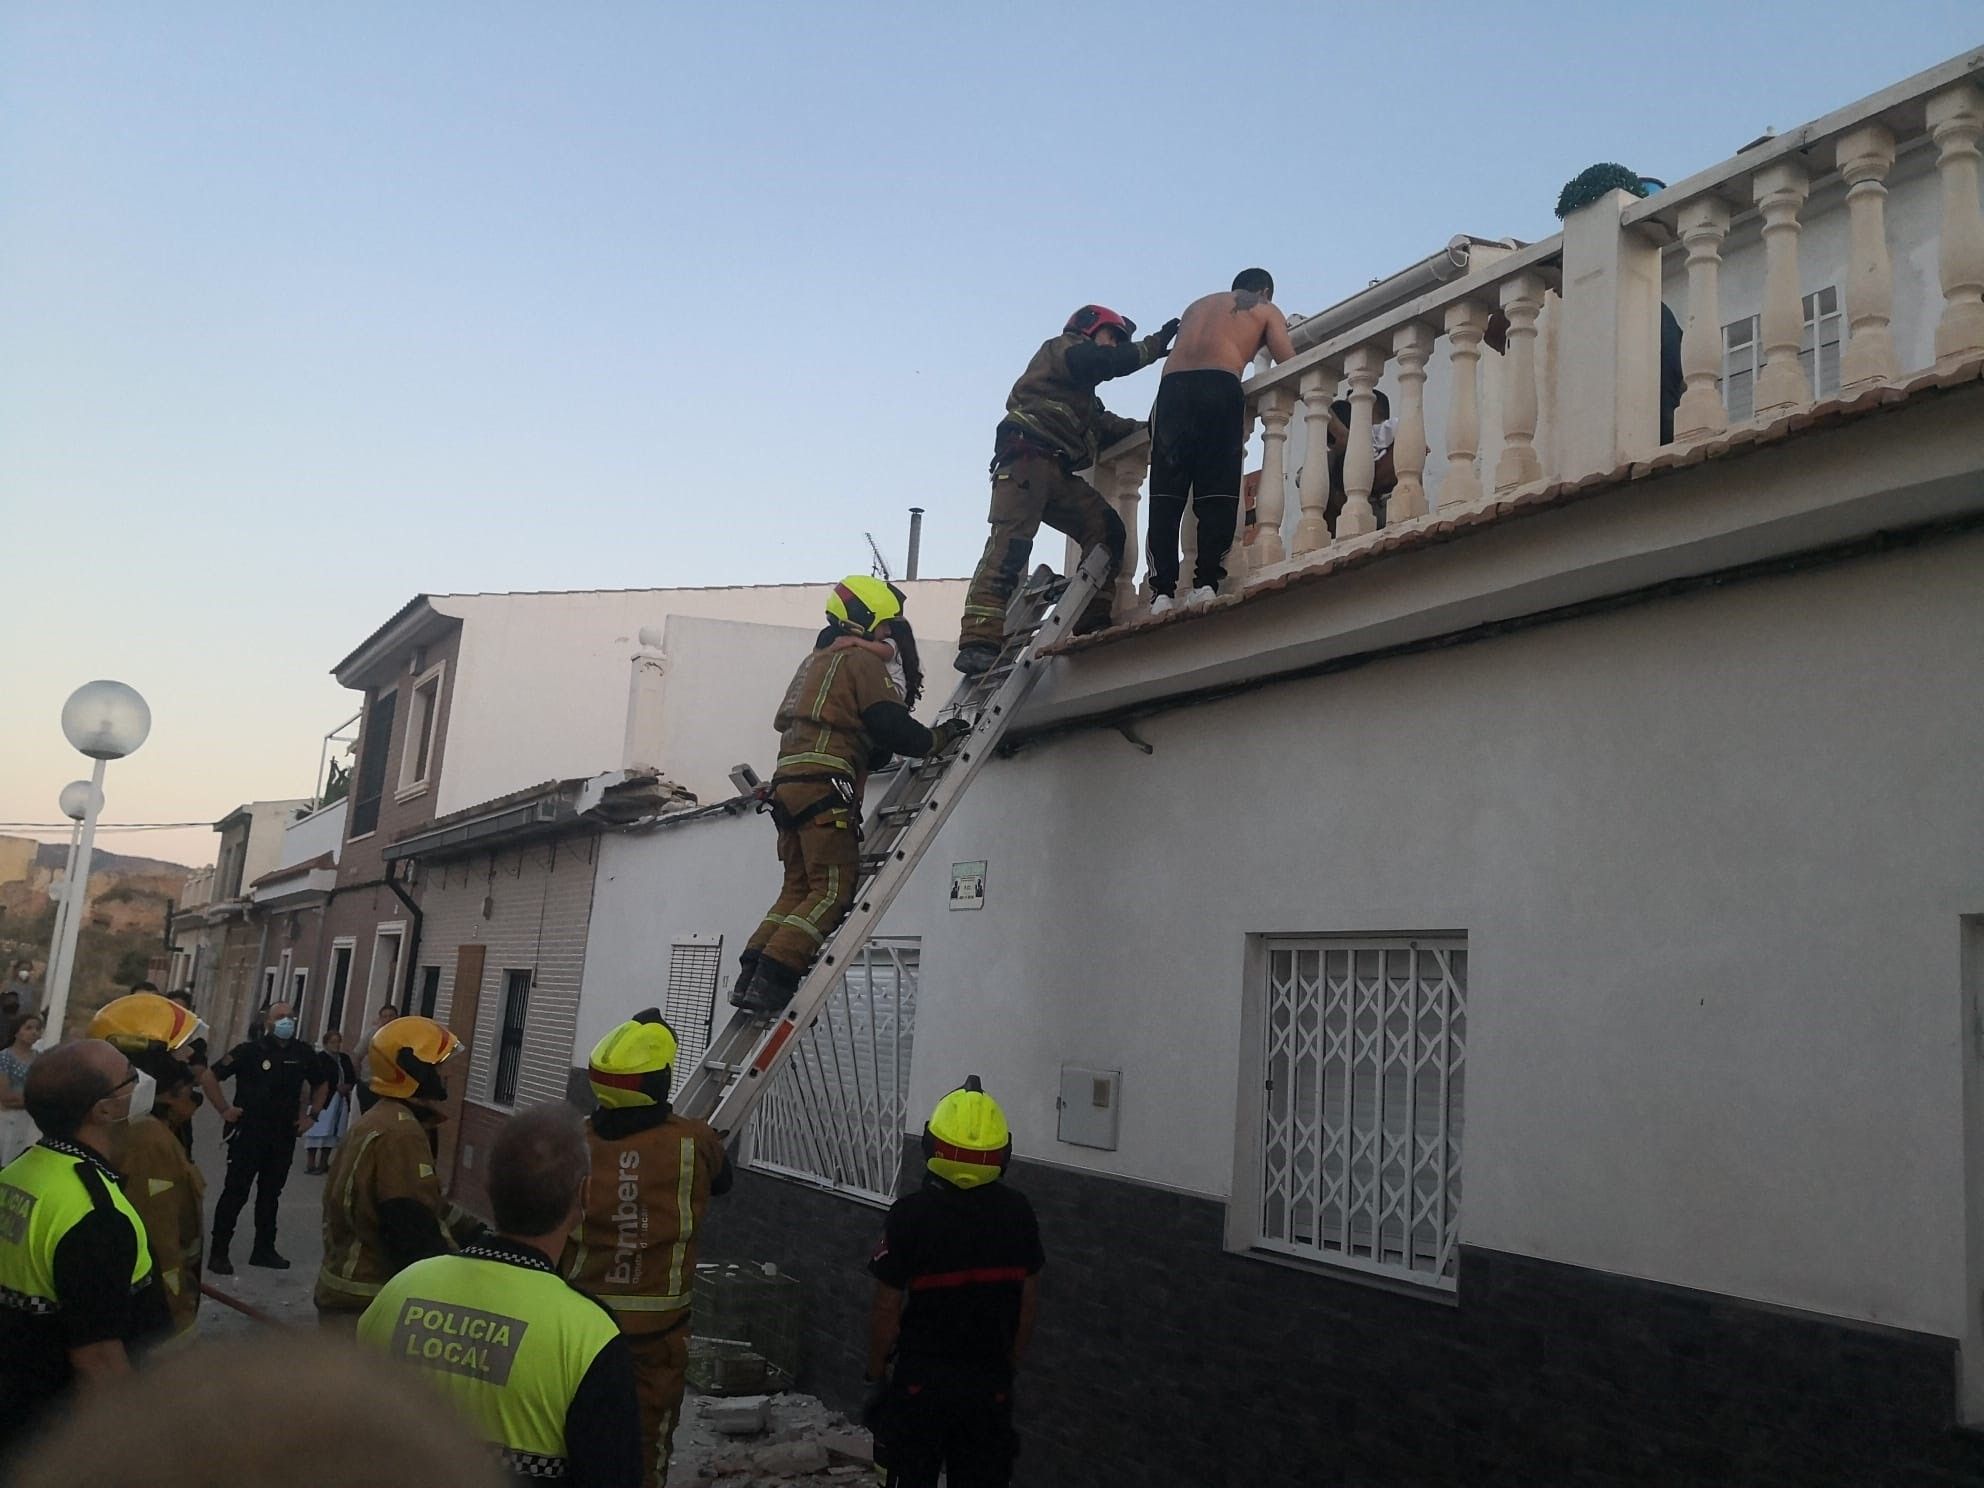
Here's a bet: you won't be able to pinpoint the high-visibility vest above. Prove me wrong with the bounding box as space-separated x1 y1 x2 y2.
0 1140 153 1314
358 1244 619 1476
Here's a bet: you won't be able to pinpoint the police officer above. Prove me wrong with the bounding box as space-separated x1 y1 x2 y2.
198 1000 325 1272
360 1102 642 1488
564 1012 731 1485
316 1014 479 1330
865 1077 1044 1488
953 306 1179 675
89 993 208 1343
732 576 969 1014
0 1039 172 1452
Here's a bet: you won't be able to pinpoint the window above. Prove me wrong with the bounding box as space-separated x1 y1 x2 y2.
492 970 531 1106
1721 286 1843 422
751 940 917 1205
398 665 444 796
368 928 404 1015
324 943 354 1039
417 965 441 1019
1243 937 1466 1291
348 689 398 839
290 967 308 1005
663 936 723 1095
259 968 278 1009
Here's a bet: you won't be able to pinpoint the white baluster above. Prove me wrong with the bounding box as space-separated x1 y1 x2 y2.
1223 395 1256 594
1674 197 1731 441
1254 389 1294 565
1751 159 1812 419
1494 273 1547 492
1441 303 1491 508
1293 364 1340 553
1836 123 1898 394
1927 81 1984 369
1102 457 1144 616
1389 323 1434 522
1338 346 1385 538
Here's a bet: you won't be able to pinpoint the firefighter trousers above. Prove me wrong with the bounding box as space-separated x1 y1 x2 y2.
745 782 860 976
627 1324 691 1488
960 450 1123 650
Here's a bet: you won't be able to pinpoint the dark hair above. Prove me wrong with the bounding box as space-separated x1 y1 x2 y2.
1329 391 1393 424
24 1045 115 1141
131 1046 193 1095
487 1104 589 1237
166 990 194 1009
129 980 160 995
1232 268 1274 298
4 1011 44 1046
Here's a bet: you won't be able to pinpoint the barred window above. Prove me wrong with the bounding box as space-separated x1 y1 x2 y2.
663 937 723 1088
1248 938 1466 1290
749 940 917 1207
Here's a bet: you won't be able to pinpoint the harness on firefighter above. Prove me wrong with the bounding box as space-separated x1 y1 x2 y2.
990 422 1077 477
755 774 857 833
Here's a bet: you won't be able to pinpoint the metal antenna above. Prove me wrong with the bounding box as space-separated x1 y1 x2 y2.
865 532 893 583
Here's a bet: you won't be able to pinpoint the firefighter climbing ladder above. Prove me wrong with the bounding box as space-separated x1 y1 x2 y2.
674 546 1111 1142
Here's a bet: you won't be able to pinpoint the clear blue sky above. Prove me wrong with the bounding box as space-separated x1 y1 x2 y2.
4 3 1978 869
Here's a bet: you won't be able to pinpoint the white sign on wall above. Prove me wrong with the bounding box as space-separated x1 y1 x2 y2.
949 860 986 911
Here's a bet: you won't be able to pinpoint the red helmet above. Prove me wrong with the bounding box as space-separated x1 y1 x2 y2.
1064 304 1137 342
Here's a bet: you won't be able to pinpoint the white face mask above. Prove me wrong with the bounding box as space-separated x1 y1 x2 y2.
124 1068 156 1124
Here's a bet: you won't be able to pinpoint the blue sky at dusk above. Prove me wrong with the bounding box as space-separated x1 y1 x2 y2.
4 3 1978 868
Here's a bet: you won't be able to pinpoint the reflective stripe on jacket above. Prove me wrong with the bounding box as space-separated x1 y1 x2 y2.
316 1098 452 1310
563 1115 725 1333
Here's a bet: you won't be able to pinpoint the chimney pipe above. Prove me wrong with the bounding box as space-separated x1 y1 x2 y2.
905 508 924 580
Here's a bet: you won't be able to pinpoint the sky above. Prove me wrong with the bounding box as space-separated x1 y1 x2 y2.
3 2 1979 872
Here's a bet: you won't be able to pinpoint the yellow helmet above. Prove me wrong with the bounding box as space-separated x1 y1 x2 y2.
921 1076 1011 1189
369 1015 461 1100
587 1011 679 1110
88 992 202 1055
824 575 906 637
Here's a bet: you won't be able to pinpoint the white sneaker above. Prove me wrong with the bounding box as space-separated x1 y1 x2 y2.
1185 585 1218 605
1150 594 1176 616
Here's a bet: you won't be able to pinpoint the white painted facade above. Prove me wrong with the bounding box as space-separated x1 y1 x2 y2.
427 580 968 817
274 798 347 869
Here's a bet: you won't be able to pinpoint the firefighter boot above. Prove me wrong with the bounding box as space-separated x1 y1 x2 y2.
728 948 762 1009
735 956 802 1016
954 645 998 676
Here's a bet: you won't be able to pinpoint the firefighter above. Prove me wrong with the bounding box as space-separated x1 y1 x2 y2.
360 1103 642 1488
865 1077 1044 1488
315 1014 480 1330
88 992 207 1343
563 1012 731 1486
953 305 1180 675
731 576 970 1015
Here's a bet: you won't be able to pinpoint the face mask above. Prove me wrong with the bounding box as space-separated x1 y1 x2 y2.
272 1017 297 1040
125 1068 156 1123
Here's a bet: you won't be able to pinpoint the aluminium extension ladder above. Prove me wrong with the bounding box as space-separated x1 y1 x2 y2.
673 545 1111 1142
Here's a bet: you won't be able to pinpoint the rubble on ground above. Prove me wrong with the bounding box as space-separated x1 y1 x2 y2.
667 1389 875 1487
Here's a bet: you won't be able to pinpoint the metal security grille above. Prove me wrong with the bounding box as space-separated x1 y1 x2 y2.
492 969 531 1106
1257 939 1466 1289
664 938 724 1091
750 940 917 1206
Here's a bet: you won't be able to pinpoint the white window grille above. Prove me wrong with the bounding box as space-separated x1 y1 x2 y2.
1721 286 1843 422
749 939 917 1206
663 937 723 1092
1251 938 1466 1290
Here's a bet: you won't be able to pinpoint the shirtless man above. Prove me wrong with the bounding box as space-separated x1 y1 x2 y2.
1146 269 1297 611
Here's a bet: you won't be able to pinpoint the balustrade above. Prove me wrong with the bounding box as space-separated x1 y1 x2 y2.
1293 364 1341 554
1254 389 1294 565
1441 302 1492 508
1837 123 1898 393
1388 324 1433 521
1928 81 1984 368
1674 198 1731 441
1494 273 1547 492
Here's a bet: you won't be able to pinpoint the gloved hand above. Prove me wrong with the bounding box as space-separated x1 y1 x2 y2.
1150 317 1181 355
860 1375 890 1432
929 716 972 754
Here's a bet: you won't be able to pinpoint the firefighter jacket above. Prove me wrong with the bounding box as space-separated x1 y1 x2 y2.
359 1237 640 1486
317 1096 463 1313
771 636 932 788
998 330 1166 470
563 1108 730 1335
118 1114 204 1338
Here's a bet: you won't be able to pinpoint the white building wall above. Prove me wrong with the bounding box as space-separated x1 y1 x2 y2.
433 580 969 817
585 530 1984 1341
421 834 603 1113
277 799 347 869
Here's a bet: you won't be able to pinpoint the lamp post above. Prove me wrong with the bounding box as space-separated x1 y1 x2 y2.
41 780 103 1027
42 681 150 1046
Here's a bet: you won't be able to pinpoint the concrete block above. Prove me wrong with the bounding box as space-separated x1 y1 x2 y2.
705 1394 771 1437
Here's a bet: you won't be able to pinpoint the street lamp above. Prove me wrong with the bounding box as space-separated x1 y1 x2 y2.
42 681 150 1046
41 780 103 1033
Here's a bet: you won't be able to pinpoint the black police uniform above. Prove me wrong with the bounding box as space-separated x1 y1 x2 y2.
868 1176 1045 1488
209 1032 322 1264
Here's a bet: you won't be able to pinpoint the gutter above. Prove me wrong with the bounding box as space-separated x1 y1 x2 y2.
1285 235 1499 354
385 863 424 1012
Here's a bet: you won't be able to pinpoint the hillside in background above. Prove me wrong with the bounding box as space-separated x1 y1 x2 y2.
31 841 195 876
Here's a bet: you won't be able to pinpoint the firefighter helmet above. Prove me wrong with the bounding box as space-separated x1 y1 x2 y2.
825 575 907 637
1064 305 1137 342
368 1015 461 1100
921 1075 1012 1189
88 992 202 1056
587 1010 679 1110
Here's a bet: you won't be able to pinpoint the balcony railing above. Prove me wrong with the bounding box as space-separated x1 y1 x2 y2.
1087 49 1984 623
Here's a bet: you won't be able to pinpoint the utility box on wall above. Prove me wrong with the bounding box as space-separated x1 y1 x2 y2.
1057 1065 1121 1150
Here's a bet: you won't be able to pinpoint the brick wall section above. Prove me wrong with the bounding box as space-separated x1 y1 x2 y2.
700 1142 1984 1488
422 834 601 1113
